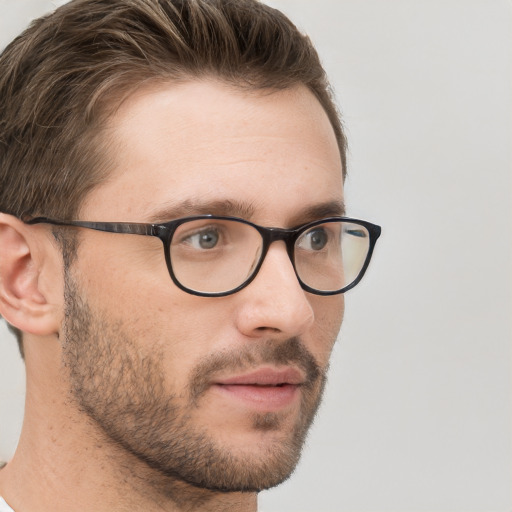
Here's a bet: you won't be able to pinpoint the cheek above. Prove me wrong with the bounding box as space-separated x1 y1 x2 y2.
74 234 172 317
75 252 233 371
310 295 344 363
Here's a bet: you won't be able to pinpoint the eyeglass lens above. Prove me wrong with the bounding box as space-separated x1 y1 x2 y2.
169 218 370 295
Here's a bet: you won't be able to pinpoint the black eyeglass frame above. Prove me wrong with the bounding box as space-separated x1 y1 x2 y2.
25 215 381 297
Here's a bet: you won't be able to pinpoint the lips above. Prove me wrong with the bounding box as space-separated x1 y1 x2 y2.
213 367 305 411
216 367 305 387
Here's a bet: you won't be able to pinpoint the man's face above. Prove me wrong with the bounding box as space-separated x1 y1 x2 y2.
62 81 345 492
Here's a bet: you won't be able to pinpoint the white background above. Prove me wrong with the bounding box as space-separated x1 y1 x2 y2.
0 1 511 511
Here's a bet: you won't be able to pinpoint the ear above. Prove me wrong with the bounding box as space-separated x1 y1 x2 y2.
0 213 63 336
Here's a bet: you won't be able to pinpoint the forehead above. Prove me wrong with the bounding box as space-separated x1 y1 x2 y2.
80 80 344 225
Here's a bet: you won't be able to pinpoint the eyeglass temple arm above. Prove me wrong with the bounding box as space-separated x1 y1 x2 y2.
24 217 164 238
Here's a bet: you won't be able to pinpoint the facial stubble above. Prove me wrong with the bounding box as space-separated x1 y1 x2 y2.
61 271 330 494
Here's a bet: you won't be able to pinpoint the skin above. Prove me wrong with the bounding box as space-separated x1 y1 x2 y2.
0 80 345 511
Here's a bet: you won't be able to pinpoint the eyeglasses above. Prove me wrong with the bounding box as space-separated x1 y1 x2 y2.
25 215 381 297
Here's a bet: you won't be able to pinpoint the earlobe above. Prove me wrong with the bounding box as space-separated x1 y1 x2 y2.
0 213 62 336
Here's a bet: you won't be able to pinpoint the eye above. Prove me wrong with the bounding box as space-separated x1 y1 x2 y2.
345 228 367 238
184 228 220 249
298 227 329 251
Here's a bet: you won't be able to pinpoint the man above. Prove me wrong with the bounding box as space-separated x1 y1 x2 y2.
0 0 380 510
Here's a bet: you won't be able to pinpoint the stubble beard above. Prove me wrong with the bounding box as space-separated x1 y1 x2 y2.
61 272 329 495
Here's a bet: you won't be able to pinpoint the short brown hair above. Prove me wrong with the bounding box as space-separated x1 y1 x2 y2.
0 0 347 352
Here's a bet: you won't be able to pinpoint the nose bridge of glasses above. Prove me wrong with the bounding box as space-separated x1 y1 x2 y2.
264 226 298 259
251 227 302 295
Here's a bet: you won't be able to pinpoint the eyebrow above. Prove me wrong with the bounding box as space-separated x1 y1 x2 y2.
146 198 346 226
289 200 346 226
146 199 256 223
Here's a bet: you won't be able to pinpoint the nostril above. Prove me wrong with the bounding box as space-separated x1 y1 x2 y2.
255 326 280 333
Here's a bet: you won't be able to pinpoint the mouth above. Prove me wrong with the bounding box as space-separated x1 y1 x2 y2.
212 367 305 411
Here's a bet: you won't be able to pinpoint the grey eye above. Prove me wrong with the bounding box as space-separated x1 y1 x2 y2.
187 228 219 249
345 228 367 238
299 228 328 251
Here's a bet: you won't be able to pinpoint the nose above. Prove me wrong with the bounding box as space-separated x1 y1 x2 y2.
234 241 315 339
